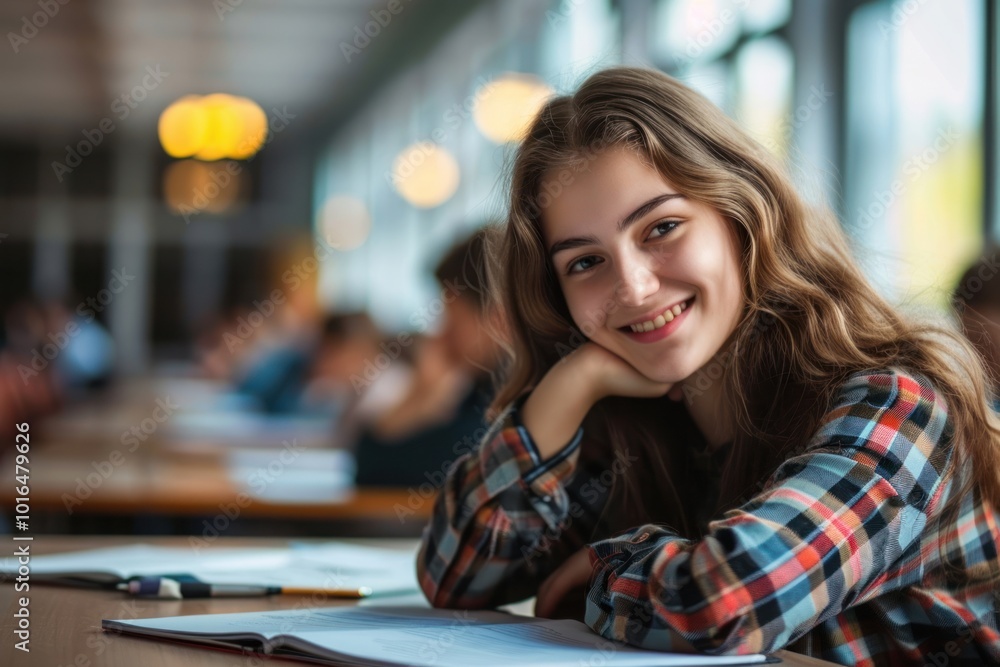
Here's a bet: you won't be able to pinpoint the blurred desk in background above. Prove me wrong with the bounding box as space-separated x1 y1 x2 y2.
1 376 435 536
0 443 433 535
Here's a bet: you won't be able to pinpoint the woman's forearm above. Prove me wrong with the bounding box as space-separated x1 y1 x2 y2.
520 355 598 463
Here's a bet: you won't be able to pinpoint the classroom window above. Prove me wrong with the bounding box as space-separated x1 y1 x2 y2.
845 0 985 309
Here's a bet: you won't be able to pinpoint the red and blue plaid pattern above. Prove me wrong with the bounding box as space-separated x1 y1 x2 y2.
417 368 1000 665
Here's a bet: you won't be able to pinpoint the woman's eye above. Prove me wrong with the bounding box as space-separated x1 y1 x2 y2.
648 220 680 240
567 255 601 275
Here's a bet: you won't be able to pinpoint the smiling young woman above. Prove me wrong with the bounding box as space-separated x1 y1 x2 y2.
415 66 1000 666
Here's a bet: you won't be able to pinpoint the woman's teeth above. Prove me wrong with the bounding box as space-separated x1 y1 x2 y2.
628 300 689 333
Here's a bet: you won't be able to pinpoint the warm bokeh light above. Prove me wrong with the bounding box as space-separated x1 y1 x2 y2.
158 94 268 160
193 94 245 161
230 97 269 159
318 195 371 250
472 72 553 143
157 96 209 158
391 142 460 208
163 159 243 214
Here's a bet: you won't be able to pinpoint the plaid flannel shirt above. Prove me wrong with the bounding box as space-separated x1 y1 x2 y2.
416 368 1000 666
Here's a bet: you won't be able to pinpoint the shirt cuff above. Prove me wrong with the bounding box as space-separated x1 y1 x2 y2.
508 392 585 484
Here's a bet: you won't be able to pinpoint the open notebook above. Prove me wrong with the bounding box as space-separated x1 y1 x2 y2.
0 542 420 596
102 605 778 667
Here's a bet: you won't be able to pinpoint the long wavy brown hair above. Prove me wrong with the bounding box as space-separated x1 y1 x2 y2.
478 66 1000 573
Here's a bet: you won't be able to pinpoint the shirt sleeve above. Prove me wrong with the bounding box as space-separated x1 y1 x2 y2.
416 392 604 609
584 368 953 656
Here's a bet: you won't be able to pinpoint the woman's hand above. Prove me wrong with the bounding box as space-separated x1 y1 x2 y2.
537 541 701 653
569 342 682 402
534 547 596 621
520 340 683 467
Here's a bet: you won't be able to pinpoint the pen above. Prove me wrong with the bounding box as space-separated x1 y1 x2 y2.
116 576 373 599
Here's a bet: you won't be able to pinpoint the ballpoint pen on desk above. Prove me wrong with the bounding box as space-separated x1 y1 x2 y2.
116 576 373 600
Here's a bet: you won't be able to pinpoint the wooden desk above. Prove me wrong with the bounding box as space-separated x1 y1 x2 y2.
0 536 839 667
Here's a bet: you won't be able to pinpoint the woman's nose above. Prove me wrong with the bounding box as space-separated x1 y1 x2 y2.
614 261 660 308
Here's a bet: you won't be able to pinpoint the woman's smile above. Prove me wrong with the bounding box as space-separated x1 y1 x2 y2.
616 296 694 343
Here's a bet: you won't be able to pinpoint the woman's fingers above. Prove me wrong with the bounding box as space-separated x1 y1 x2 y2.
535 548 593 618
575 341 676 400
547 583 589 622
536 567 574 618
535 575 559 617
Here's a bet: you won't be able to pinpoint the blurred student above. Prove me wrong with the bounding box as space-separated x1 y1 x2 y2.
952 245 1000 402
41 299 115 393
352 228 507 488
306 311 415 447
0 298 76 431
221 304 317 414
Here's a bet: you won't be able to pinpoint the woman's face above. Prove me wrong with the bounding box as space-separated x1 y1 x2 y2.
539 147 745 385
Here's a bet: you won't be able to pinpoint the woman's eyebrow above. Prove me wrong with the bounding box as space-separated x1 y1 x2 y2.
548 192 684 258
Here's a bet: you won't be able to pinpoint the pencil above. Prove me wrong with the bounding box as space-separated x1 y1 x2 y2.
116 577 374 599
278 586 373 598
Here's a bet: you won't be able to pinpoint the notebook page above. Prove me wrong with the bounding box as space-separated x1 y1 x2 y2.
106 605 771 667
